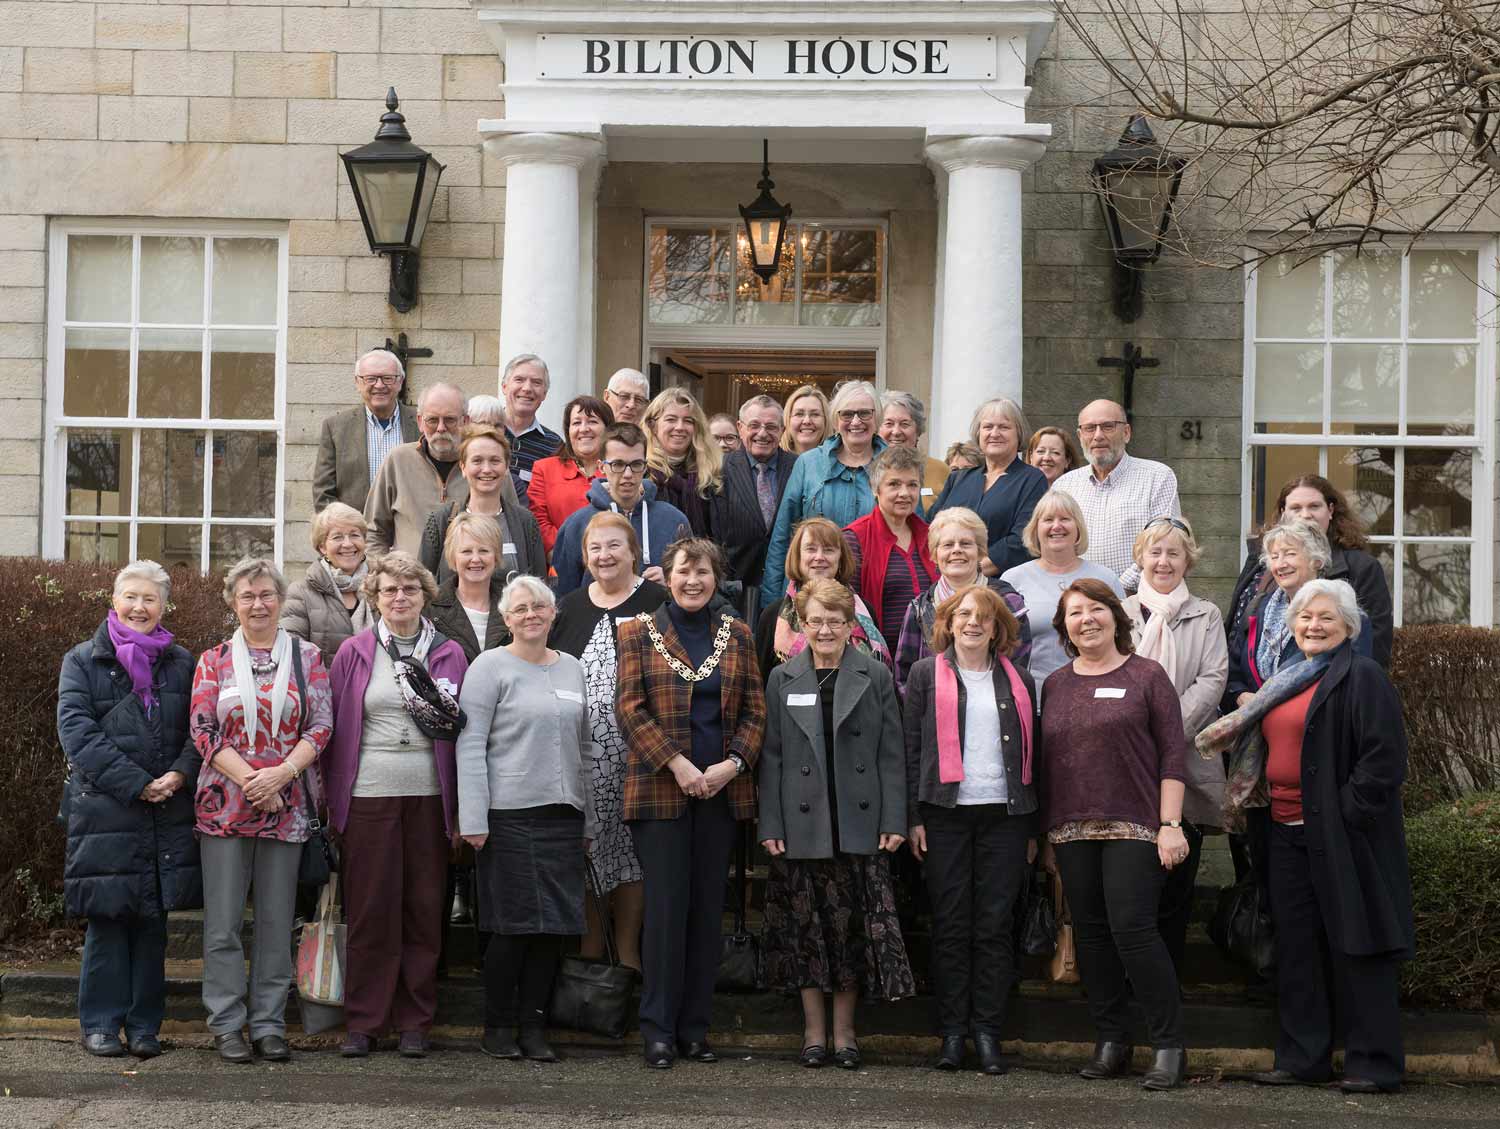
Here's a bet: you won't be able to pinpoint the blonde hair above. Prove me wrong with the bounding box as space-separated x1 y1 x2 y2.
311 502 367 554
1021 490 1090 557
583 510 641 571
643 387 723 495
780 385 832 452
443 511 502 570
1132 516 1202 572
970 398 1031 451
928 507 987 555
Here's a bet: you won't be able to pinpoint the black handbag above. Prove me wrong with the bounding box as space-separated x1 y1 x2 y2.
548 860 638 1039
288 641 340 889
1020 873 1058 958
717 826 762 992
1210 872 1276 978
384 635 466 742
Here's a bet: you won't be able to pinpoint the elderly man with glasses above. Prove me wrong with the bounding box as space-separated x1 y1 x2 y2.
717 394 799 589
313 349 420 513
1052 399 1181 591
603 367 652 426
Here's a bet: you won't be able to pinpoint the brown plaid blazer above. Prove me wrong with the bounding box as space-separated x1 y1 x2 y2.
615 606 766 823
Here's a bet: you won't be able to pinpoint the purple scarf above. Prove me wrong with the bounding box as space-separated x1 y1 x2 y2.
106 610 174 714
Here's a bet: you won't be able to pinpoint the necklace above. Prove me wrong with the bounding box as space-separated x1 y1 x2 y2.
640 612 734 683
816 666 838 690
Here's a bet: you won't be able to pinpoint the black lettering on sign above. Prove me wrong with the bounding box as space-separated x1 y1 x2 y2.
860 39 888 74
688 39 723 74
823 39 855 75
634 39 660 74
726 39 755 74
891 40 918 74
924 40 949 74
1179 420 1203 441
662 39 688 74
585 39 610 74
786 39 817 74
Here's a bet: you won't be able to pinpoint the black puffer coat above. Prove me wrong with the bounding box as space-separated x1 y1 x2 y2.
57 619 202 919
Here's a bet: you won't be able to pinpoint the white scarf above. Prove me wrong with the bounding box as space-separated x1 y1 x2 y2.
231 627 293 753
377 615 436 663
1136 581 1191 687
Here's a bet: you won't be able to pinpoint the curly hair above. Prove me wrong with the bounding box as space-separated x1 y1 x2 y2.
1274 473 1370 551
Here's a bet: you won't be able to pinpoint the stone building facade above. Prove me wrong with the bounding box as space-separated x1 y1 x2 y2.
1 0 1492 623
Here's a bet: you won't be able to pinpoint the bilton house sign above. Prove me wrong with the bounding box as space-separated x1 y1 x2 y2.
536 34 997 80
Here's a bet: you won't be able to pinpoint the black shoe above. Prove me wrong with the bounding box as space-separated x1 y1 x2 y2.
398 1031 430 1058
340 1032 373 1058
974 1032 1007 1076
1079 1040 1132 1079
799 1044 829 1068
934 1035 965 1071
450 888 472 925
1340 1077 1396 1095
644 1040 676 1069
833 1045 861 1070
81 1033 124 1058
214 1031 253 1064
126 1034 162 1060
1251 1068 1325 1087
1141 1047 1186 1091
481 1028 521 1060
678 1040 717 1063
253 1035 291 1062
518 1027 558 1062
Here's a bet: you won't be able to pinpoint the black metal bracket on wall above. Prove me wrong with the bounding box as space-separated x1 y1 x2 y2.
1096 341 1160 424
385 332 433 404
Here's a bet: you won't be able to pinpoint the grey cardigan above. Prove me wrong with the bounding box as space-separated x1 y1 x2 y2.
455 648 598 839
757 645 905 859
902 649 1040 829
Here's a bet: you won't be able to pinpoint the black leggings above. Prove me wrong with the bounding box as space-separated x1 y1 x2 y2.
482 934 563 1030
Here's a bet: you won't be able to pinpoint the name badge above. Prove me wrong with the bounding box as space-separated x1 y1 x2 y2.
518 468 533 482
1093 688 1126 699
920 487 935 497
555 688 584 704
787 693 818 707
616 615 637 626
502 542 517 555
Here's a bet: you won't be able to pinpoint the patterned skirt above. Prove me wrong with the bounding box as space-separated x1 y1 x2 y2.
761 852 916 1000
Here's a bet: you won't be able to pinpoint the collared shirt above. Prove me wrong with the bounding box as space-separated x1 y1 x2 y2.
365 404 406 488
505 419 563 487
1052 452 1181 582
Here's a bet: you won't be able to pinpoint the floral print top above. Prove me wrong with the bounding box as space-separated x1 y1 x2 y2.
190 638 334 842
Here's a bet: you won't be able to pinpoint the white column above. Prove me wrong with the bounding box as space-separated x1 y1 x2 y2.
923 135 1046 450
484 131 605 428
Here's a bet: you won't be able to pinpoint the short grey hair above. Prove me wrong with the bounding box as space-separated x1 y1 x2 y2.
1289 578 1362 640
607 367 649 394
114 559 171 603
502 353 550 388
416 381 466 414
498 573 555 616
1260 519 1331 574
354 348 404 382
738 393 781 420
869 444 927 492
467 394 507 428
880 390 927 437
222 557 285 607
829 379 879 417
970 398 1031 450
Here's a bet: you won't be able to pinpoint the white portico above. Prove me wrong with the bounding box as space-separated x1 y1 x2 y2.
475 0 1053 444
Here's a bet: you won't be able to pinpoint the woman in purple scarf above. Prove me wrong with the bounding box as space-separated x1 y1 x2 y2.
57 560 202 1060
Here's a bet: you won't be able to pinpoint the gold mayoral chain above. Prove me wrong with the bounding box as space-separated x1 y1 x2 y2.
640 612 736 682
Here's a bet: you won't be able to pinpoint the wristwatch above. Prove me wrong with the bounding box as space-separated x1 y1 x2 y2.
727 753 748 776
1160 819 1182 829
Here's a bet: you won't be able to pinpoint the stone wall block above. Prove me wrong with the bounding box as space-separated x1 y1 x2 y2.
355 326 472 364
0 6 95 50
0 92 98 139
23 48 133 94
0 515 39 555
0 48 21 93
461 258 498 294
417 292 495 331
445 186 503 223
336 52 442 101
100 95 188 141
0 251 46 288
133 50 232 97
189 7 281 52
0 390 42 430
0 438 41 475
426 145 480 188
96 5 188 50
0 287 43 322
379 10 493 55
289 289 420 329
282 8 378 53
442 54 501 100
288 255 344 292
287 326 357 364
473 332 497 367
287 362 368 405
188 96 287 142
418 221 491 258
0 214 44 251
286 97 385 143
288 220 373 257
417 256 462 294
0 473 40 516
234 52 333 99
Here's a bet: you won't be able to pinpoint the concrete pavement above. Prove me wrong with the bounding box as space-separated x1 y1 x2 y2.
1 1035 1496 1129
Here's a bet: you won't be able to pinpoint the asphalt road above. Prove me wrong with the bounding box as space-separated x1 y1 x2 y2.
0 1035 1496 1129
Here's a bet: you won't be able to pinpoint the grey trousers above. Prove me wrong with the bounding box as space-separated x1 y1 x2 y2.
200 835 301 1040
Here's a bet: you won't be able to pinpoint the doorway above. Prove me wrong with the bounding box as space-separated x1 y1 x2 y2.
647 346 877 415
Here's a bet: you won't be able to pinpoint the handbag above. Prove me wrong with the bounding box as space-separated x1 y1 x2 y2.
548 859 639 1039
1020 873 1058 958
717 825 762 992
384 636 466 742
1048 877 1081 985
295 877 347 1013
1211 872 1276 978
288 641 340 889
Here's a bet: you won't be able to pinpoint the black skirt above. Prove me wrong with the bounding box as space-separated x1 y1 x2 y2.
476 805 586 936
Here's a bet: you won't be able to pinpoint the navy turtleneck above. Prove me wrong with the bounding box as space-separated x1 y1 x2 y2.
667 601 724 771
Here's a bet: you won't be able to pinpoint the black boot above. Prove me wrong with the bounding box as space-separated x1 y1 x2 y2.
480 1028 521 1059
518 1026 558 1062
934 1035 965 1071
1141 1048 1186 1091
974 1032 1007 1076
1079 1039 1133 1079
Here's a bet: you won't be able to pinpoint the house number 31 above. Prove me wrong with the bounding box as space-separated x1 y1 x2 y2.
1179 420 1203 441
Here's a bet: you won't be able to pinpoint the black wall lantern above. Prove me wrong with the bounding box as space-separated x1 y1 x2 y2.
739 140 793 284
1090 115 1186 323
340 89 445 313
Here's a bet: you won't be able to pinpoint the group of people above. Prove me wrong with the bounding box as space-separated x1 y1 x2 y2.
57 348 1413 1096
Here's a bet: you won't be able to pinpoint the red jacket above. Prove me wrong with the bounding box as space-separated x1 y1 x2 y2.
527 455 601 556
843 509 936 634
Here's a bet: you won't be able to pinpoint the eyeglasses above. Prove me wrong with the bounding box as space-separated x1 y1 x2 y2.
804 618 850 631
359 374 400 387
603 458 647 474
377 584 423 599
1078 421 1127 436
234 591 278 607
743 423 781 434
1144 516 1190 535
420 415 462 430
837 409 876 423
607 390 649 407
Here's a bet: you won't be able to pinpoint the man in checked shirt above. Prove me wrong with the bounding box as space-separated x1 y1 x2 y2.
1052 398 1181 593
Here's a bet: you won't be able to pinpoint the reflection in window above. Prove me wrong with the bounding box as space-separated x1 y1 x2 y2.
800 226 883 327
647 226 732 325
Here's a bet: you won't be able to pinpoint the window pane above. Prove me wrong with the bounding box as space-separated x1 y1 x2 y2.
1327 445 1395 536
66 428 132 517
1405 448 1472 537
1253 344 1322 429
136 522 202 572
1408 250 1478 339
63 327 129 417
800 226 883 327
1403 542 1469 624
66 235 132 322
1255 256 1323 337
209 524 275 572
1406 344 1475 435
210 330 275 419
139 236 204 323
734 232 794 326
647 225 731 325
1331 250 1400 338
138 429 204 518
212 431 277 518
1330 344 1398 433
64 521 127 565
212 238 279 325
138 329 202 419
1367 541 1395 602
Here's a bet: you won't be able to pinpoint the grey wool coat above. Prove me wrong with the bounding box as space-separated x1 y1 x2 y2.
757 644 906 859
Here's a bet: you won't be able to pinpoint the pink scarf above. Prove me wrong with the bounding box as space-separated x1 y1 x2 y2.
935 652 1034 785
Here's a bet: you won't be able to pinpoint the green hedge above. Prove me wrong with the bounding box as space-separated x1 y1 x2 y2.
1402 792 1500 1010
